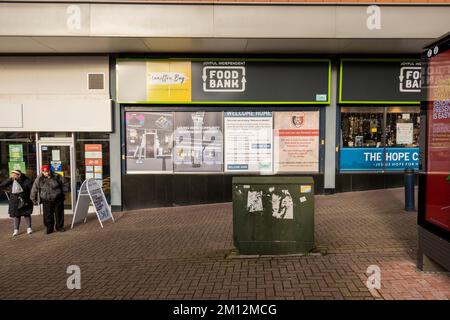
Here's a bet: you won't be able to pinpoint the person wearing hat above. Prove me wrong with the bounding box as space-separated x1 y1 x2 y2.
0 169 34 236
31 165 68 234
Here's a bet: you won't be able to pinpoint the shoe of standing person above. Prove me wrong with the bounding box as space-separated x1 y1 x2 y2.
12 229 19 237
27 228 32 235
46 229 53 235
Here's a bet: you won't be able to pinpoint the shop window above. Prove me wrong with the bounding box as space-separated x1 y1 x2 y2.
385 107 420 147
124 110 322 175
75 133 110 203
340 106 420 172
0 133 37 204
341 107 384 148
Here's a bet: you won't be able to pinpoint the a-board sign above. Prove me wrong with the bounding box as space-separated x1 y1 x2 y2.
71 178 114 229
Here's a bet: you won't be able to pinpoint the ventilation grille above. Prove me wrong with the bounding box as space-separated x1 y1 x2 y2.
88 73 104 90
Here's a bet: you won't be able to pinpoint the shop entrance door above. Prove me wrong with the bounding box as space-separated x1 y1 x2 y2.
37 138 76 212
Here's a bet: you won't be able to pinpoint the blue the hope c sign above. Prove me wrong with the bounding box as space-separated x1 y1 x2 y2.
340 148 419 172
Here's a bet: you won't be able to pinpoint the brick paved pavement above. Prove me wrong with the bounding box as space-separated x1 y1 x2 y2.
0 188 449 300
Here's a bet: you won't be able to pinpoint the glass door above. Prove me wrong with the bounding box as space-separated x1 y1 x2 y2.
37 138 75 211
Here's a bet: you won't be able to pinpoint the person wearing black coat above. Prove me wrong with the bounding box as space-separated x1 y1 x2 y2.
30 165 68 234
0 169 34 236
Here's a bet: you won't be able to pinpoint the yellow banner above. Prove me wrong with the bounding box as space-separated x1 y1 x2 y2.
146 61 191 102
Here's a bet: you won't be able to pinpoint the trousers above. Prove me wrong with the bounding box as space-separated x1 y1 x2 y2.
42 199 64 232
13 216 32 230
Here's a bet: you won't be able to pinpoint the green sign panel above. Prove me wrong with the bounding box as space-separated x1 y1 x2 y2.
9 144 23 162
9 161 26 173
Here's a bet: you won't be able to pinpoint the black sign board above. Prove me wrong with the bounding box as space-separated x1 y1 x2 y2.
191 60 330 104
339 59 421 103
116 59 330 104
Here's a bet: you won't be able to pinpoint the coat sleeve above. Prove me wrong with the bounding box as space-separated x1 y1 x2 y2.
23 178 33 195
30 178 39 203
60 175 70 193
0 178 12 189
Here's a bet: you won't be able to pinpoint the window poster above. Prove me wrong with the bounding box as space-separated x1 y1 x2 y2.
396 122 414 145
9 144 23 161
126 112 173 173
224 111 273 173
85 144 103 186
8 144 26 174
274 111 320 173
173 112 223 172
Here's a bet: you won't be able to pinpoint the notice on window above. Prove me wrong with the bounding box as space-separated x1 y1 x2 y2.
224 111 273 173
85 144 103 185
8 144 26 174
9 144 23 161
173 112 223 172
52 150 61 161
274 111 320 172
396 122 414 145
125 112 173 173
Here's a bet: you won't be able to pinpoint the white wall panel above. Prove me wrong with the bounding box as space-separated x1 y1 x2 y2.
0 103 22 128
0 56 111 132
0 98 111 132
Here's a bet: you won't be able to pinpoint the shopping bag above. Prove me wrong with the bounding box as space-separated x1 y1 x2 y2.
11 180 23 194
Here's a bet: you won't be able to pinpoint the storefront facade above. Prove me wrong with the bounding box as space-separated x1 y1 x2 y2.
0 55 429 211
336 58 422 192
113 56 426 210
0 56 112 214
116 58 330 210
1 2 449 212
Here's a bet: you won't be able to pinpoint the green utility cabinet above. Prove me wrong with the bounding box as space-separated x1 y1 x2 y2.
232 177 314 255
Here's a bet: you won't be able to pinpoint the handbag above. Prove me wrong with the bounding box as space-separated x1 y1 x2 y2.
17 195 26 210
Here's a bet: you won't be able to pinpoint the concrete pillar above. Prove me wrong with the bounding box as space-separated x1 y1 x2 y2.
109 57 122 211
324 61 338 193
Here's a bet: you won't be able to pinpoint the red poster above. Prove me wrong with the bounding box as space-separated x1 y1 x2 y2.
85 144 102 152
274 111 320 173
85 159 103 166
425 49 450 231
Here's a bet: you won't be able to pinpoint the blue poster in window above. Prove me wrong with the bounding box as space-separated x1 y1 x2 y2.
340 148 418 172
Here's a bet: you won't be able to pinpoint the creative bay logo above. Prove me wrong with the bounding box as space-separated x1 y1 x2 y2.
149 72 188 85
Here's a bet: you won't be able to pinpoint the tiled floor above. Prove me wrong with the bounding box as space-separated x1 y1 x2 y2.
0 188 448 300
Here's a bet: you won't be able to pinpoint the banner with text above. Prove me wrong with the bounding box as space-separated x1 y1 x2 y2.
340 147 419 171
